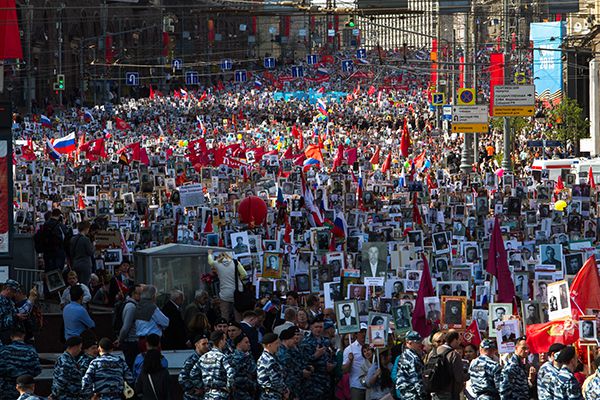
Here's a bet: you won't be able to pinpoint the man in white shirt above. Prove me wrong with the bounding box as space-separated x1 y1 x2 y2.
342 324 367 400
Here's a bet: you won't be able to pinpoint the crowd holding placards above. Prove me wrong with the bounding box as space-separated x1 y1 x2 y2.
0 49 599 399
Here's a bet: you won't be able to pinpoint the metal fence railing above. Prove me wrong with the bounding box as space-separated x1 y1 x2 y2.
13 267 43 295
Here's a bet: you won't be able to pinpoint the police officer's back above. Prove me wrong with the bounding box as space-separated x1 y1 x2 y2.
230 333 257 400
257 332 289 400
395 331 426 400
0 327 41 400
178 334 210 400
537 343 565 400
51 336 84 400
81 337 133 400
15 375 44 400
468 339 502 400
193 330 233 400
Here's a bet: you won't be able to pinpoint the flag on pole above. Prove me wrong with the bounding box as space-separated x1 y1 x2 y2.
588 166 596 189
400 118 410 157
317 98 328 116
526 319 579 354
461 320 482 347
381 152 392 173
486 216 516 303
45 140 62 162
412 253 435 337
570 255 600 319
369 146 380 165
52 133 77 154
40 115 52 128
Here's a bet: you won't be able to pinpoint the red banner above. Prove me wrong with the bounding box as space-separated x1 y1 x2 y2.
430 39 438 86
489 53 505 110
0 0 23 60
459 56 465 88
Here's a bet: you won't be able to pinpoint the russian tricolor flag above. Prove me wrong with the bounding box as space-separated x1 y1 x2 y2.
317 99 328 116
52 133 77 154
180 88 188 97
254 80 263 89
83 110 94 123
303 158 320 171
46 140 62 162
41 115 52 128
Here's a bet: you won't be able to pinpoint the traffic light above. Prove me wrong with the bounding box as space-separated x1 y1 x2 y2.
345 17 355 28
56 74 65 91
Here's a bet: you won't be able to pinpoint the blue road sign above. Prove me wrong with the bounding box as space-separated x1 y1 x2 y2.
432 93 445 105
356 48 367 59
220 59 233 71
527 140 562 148
341 59 353 72
172 58 183 70
307 54 318 65
291 65 304 78
264 57 276 69
235 70 247 82
185 71 199 85
125 72 139 86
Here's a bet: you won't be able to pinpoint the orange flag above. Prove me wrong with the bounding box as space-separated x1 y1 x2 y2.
570 255 600 318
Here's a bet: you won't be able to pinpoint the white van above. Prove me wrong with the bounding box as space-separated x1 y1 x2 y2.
571 159 600 183
531 159 578 182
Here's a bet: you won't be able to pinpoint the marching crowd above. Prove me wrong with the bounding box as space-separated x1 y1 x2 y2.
1 48 599 400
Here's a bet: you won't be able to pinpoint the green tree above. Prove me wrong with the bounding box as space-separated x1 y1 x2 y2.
548 97 589 155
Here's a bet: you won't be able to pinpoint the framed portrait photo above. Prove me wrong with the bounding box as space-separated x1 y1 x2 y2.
46 269 66 293
579 316 598 344
263 252 282 279
335 300 360 334
441 296 467 330
489 303 513 338
547 280 571 321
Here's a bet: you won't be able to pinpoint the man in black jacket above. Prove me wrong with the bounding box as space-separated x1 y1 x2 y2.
39 209 69 272
161 289 187 350
240 310 262 360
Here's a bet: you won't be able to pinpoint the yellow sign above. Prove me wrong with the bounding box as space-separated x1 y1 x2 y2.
432 92 445 106
492 106 535 117
452 123 489 133
514 72 526 84
457 88 476 106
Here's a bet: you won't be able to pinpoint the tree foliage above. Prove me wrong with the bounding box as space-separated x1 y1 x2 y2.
548 97 589 144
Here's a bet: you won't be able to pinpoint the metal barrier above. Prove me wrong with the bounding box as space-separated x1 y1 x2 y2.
13 267 43 293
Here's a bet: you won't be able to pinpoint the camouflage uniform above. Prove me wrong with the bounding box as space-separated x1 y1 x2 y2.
584 370 600 400
555 365 584 400
498 354 529 400
277 344 303 399
298 333 330 399
77 353 95 373
395 347 426 400
537 361 560 400
81 353 133 400
178 351 203 400
257 350 287 400
16 393 44 400
52 351 83 400
194 348 233 400
230 348 257 400
0 340 41 400
223 339 235 356
468 354 501 400
0 295 17 342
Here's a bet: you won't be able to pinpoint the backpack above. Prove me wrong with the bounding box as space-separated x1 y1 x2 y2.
423 348 453 393
113 298 135 334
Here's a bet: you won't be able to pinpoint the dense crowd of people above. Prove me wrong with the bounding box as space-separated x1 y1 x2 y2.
0 48 599 400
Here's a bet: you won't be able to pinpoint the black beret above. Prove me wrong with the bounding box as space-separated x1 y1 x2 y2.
233 333 247 347
262 332 279 345
16 375 35 386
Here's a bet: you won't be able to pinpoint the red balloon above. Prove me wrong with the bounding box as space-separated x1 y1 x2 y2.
238 196 268 227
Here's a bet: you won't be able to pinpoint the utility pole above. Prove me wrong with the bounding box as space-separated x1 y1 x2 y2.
24 0 32 114
101 0 108 103
501 0 512 171
472 4 479 164
57 4 64 106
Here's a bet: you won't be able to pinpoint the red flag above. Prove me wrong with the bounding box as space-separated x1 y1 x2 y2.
412 253 435 337
332 144 344 172
486 216 516 303
85 138 108 159
204 214 213 233
367 85 376 96
149 85 155 100
526 319 579 354
381 152 392 173
400 118 410 157
427 174 438 189
0 0 24 60
588 166 596 189
291 125 301 139
21 139 36 161
284 220 292 244
216 80 224 91
570 255 600 319
414 151 426 170
77 194 86 210
412 194 422 226
555 175 565 192
199 91 207 102
345 147 357 166
139 147 150 166
461 320 482 347
115 117 130 131
369 147 380 165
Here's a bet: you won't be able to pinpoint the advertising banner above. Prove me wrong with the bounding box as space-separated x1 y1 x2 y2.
530 22 564 104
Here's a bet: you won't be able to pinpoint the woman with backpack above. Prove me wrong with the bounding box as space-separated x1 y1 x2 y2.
134 349 171 400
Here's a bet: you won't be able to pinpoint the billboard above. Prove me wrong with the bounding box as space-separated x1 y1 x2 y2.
530 22 564 103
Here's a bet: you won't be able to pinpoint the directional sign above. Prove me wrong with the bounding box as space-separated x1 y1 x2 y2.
451 105 489 133
431 92 445 106
291 65 304 78
341 59 353 73
443 105 452 121
220 59 233 71
125 72 139 86
264 57 276 69
234 70 247 82
356 48 367 59
172 58 183 70
185 71 199 86
307 54 318 65
457 88 476 106
492 85 535 116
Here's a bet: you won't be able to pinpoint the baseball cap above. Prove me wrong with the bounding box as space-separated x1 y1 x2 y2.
481 339 497 349
405 331 423 342
4 279 20 291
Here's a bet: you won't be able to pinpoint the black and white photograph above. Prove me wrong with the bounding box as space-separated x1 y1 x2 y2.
496 319 521 354
335 300 360 334
393 304 412 335
473 309 489 332
547 280 571 321
230 231 251 257
489 303 512 337
522 301 542 328
46 269 66 293
539 244 563 271
579 318 598 344
385 278 405 298
424 296 441 324
432 231 450 254
441 296 466 329
361 242 388 278
104 248 123 266
564 252 584 275
407 230 424 250
295 274 310 293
